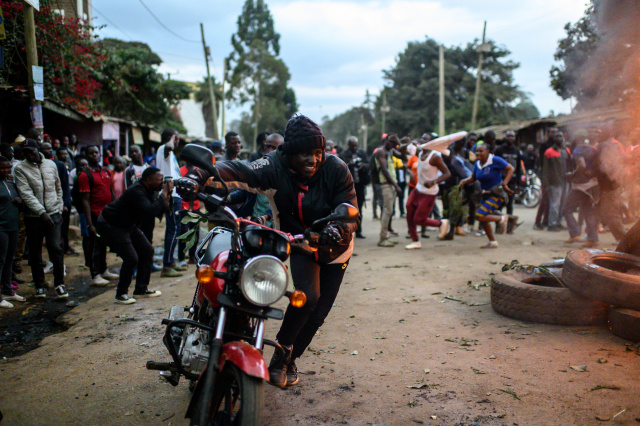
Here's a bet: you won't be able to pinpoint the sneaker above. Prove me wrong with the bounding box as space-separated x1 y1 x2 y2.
151 263 162 272
388 230 399 237
115 294 136 305
43 261 54 274
565 236 582 244
3 292 26 302
439 219 450 239
13 261 22 274
133 289 162 298
55 285 69 299
90 275 110 287
13 275 25 284
496 216 508 235
286 360 299 386
35 288 47 298
377 239 395 248
101 270 119 280
64 248 79 256
481 241 499 249
268 346 291 389
405 241 422 250
533 223 544 231
420 232 430 239
177 261 188 270
0 300 13 309
161 268 184 278
11 281 19 290
582 241 599 248
547 225 562 232
355 233 366 239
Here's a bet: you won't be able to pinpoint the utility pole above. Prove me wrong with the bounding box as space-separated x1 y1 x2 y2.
200 23 218 140
360 112 368 153
380 93 390 135
221 60 226 137
438 44 445 136
253 83 260 152
23 1 43 131
471 21 490 131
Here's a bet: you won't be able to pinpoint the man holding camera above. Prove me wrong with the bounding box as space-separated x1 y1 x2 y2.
340 137 368 238
156 129 185 277
96 167 171 304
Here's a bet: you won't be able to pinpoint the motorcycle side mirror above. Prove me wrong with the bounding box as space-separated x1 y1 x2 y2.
180 144 217 178
311 203 359 230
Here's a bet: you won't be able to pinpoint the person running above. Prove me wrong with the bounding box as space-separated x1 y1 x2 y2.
374 134 404 247
204 114 358 388
0 156 25 308
458 143 518 248
404 147 450 249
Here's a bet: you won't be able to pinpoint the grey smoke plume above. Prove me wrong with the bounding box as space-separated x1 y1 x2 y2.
581 0 640 109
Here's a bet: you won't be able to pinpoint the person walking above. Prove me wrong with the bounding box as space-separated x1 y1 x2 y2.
97 167 169 304
458 143 518 249
79 145 118 286
534 127 558 229
374 135 404 247
14 139 67 299
542 132 570 232
155 129 185 278
405 147 451 249
340 136 369 238
495 130 523 217
0 156 25 308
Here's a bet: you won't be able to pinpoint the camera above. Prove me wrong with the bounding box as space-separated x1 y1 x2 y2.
353 158 363 167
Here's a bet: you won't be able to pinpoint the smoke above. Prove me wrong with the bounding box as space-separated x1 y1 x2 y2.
580 0 640 112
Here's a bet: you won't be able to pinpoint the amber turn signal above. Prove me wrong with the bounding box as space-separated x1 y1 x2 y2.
196 266 215 284
289 290 307 308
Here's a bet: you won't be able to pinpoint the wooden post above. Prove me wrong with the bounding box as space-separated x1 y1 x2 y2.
438 44 445 136
200 23 218 140
471 21 487 131
23 2 42 130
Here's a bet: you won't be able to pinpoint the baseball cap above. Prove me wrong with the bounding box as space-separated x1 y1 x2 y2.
21 138 39 150
13 135 25 147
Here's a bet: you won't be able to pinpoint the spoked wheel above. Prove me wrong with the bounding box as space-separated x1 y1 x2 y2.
522 187 541 208
194 363 263 425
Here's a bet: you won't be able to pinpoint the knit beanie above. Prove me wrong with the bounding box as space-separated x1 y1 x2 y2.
283 114 326 155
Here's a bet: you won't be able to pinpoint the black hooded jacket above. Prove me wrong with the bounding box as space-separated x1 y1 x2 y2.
213 147 358 263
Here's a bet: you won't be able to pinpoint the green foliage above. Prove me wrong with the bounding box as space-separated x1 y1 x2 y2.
225 0 298 146
96 38 191 132
443 186 468 222
379 37 533 136
549 3 598 101
195 77 224 139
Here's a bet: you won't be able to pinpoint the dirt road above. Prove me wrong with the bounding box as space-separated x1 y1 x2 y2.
1 204 639 425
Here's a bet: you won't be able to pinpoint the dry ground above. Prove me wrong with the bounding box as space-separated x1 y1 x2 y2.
1 203 639 425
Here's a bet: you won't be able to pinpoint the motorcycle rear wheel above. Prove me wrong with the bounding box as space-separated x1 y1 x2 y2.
193 363 264 425
522 187 541 208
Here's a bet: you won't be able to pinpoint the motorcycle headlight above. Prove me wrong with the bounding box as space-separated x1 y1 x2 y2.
239 255 288 306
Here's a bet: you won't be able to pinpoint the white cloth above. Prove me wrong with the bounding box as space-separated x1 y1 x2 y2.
415 151 440 195
156 144 182 198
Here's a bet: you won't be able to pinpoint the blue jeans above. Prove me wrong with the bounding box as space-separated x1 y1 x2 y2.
547 185 564 226
163 197 182 267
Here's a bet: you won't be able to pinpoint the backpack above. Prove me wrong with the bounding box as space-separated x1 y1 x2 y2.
71 170 94 212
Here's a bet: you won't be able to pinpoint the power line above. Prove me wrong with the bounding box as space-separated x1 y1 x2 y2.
136 0 200 44
92 5 134 40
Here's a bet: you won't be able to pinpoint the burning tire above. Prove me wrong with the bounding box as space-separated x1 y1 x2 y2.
563 249 640 310
608 308 640 342
491 270 608 325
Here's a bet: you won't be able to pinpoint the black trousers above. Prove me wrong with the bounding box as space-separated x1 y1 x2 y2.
88 213 107 278
61 207 71 252
276 253 349 360
25 213 64 289
354 183 366 234
96 220 154 296
0 230 18 296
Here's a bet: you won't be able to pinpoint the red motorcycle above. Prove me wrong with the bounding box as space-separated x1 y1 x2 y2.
147 144 358 425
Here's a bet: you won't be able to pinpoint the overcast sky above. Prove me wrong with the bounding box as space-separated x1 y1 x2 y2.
92 0 588 129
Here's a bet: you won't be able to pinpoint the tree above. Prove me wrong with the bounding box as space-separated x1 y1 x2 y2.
550 1 640 109
195 77 224 139
549 3 598 102
225 0 298 148
96 38 191 132
380 37 534 136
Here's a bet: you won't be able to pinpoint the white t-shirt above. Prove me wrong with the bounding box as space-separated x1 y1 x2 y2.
131 164 147 180
156 144 182 198
415 151 440 195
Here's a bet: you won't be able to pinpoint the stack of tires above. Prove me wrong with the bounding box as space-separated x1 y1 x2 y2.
491 249 640 342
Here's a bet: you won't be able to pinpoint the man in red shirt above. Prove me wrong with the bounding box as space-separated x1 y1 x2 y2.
79 145 118 286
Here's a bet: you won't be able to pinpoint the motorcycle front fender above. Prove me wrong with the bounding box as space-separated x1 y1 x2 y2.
219 341 268 381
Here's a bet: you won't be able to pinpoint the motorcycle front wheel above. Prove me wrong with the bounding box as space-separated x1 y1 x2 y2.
194 363 264 426
522 187 541 208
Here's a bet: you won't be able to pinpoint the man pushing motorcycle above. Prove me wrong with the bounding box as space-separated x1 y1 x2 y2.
200 114 358 388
